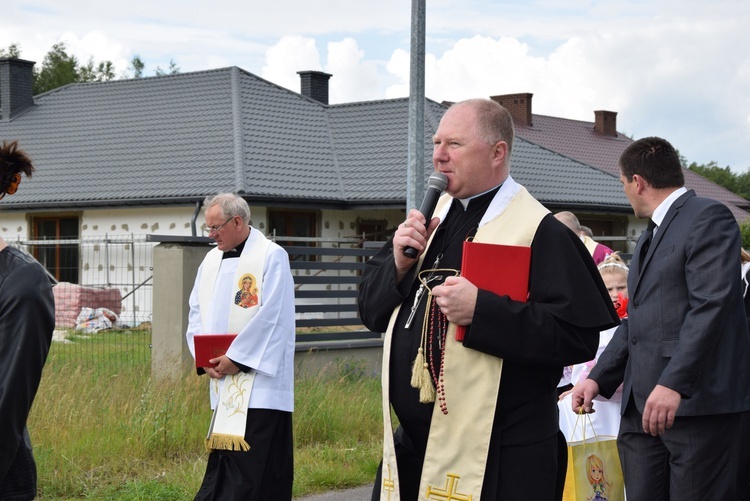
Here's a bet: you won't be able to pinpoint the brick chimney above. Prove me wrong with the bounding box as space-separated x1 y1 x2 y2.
297 70 332 105
490 93 533 127
594 110 618 137
0 58 35 122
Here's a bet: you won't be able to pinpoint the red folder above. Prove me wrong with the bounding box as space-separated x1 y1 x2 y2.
456 240 531 341
194 334 237 368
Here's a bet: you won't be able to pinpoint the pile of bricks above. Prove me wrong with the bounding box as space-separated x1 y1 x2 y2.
52 282 123 328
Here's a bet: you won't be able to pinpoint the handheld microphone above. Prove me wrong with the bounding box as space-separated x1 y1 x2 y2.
403 172 449 259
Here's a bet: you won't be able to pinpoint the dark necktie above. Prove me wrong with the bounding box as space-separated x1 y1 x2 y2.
639 219 656 272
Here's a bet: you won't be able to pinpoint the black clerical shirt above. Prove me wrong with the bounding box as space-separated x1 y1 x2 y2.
390 188 499 444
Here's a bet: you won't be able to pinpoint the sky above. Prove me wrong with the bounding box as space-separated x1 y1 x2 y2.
2 0 749 172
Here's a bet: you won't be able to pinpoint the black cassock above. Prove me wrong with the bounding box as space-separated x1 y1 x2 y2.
358 192 619 500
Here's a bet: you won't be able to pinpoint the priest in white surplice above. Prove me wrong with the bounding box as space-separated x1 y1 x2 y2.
186 193 295 501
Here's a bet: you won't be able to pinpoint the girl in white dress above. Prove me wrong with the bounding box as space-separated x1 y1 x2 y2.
559 254 629 441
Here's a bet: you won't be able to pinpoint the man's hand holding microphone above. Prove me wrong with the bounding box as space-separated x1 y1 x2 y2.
393 172 448 281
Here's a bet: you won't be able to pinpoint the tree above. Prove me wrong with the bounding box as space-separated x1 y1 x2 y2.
32 42 117 94
0 43 21 58
740 219 750 250
688 160 750 201
2 42 180 90
130 55 145 78
78 59 116 83
154 59 180 76
2 42 117 94
33 43 80 94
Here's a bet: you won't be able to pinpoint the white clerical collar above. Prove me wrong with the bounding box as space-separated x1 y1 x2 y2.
651 186 688 228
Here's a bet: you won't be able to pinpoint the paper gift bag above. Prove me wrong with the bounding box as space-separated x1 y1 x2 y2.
563 414 625 501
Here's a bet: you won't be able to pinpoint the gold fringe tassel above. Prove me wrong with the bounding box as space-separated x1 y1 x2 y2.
411 347 425 388
411 293 437 403
418 367 436 403
411 347 436 403
205 433 251 452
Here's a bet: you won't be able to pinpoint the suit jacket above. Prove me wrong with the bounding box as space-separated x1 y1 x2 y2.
589 190 750 416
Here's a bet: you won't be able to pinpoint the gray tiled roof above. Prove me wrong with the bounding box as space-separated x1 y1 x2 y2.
0 66 629 211
515 114 750 220
510 140 629 210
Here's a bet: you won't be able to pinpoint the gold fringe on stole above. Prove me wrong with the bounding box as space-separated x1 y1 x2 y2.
205 434 251 452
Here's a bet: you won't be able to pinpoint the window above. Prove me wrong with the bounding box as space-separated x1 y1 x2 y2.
357 219 390 242
579 217 628 254
268 210 317 261
32 216 80 283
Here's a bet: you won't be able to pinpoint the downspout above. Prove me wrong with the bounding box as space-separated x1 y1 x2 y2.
190 201 201 236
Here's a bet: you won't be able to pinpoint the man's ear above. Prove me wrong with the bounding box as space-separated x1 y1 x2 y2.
633 174 648 194
492 141 508 165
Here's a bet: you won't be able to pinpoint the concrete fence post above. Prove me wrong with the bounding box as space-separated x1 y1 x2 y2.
151 242 210 379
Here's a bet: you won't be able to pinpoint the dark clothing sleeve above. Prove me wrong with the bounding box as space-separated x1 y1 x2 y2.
0 249 54 482
462 215 619 414
464 215 619 366
358 242 416 334
358 214 619 426
588 319 630 399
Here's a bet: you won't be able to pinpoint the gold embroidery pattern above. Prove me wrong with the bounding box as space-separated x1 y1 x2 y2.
382 463 395 501
425 473 472 501
221 373 250 417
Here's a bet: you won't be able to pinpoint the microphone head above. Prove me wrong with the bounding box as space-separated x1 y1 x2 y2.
427 172 448 192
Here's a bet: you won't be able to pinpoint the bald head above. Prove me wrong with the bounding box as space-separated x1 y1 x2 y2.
554 211 582 234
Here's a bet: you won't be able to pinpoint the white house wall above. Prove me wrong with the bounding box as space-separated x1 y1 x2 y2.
2 205 405 327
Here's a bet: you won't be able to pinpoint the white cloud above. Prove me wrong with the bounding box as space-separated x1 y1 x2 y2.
382 7 750 170
1 0 748 170
59 31 130 74
324 38 383 103
261 36 322 92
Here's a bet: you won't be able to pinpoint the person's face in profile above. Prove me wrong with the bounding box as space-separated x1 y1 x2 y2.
433 104 505 199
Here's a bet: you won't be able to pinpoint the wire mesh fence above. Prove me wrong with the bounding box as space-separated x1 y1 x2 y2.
9 234 386 373
9 235 154 371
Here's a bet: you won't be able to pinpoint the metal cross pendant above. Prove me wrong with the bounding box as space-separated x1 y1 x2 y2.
404 255 444 329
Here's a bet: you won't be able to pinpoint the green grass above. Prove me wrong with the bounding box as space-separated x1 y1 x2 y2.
47 329 151 371
28 332 383 499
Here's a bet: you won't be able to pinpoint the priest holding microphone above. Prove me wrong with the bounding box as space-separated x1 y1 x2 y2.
358 98 618 500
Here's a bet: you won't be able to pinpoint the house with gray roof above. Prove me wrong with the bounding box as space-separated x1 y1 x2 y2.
491 92 750 226
1 57 640 311
0 58 631 222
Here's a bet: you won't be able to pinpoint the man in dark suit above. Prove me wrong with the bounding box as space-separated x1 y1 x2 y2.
571 136 750 500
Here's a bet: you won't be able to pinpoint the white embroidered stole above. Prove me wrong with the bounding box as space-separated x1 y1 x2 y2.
380 178 549 500
198 234 272 451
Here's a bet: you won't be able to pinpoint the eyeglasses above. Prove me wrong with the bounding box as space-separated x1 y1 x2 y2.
203 217 234 236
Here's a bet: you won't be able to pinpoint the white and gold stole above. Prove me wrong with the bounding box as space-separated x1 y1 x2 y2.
379 178 549 500
582 235 599 256
198 235 271 451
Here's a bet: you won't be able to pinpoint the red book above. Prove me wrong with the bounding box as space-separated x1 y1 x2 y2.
193 334 237 368
456 240 531 341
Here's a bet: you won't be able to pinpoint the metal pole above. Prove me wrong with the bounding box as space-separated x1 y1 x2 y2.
131 233 136 327
407 0 426 212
